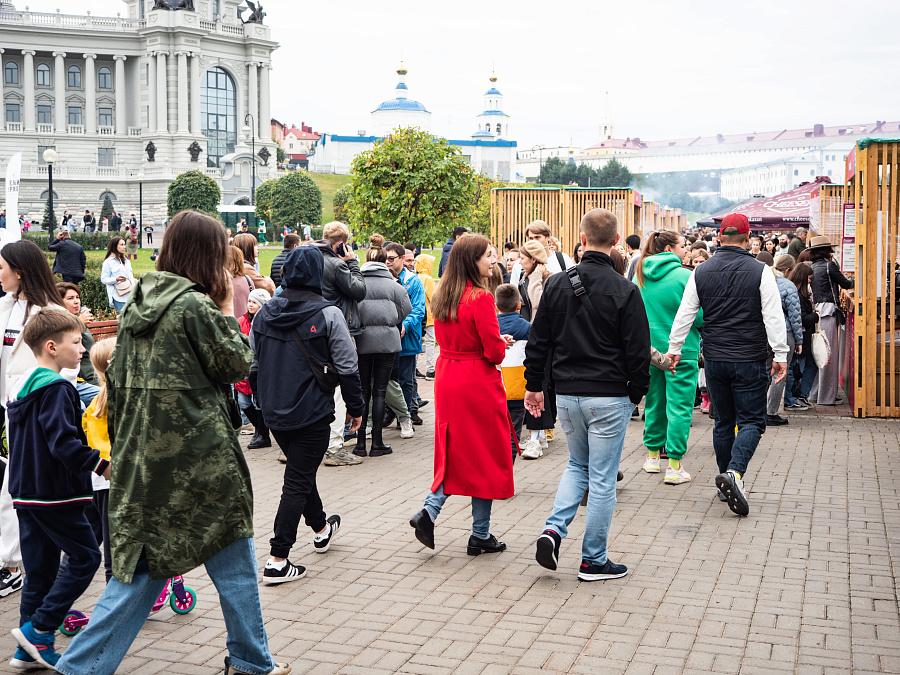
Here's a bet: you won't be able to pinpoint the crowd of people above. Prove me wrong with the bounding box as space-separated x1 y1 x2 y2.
0 205 854 672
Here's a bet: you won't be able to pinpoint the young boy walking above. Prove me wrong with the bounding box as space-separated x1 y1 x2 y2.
496 284 530 461
7 309 109 669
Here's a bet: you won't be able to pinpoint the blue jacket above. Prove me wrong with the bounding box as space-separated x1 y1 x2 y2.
6 376 108 509
438 238 454 278
498 312 531 341
776 275 803 345
398 267 426 356
250 247 364 431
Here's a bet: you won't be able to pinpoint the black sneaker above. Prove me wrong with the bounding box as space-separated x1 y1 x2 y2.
383 409 396 429
717 489 728 502
0 568 23 597
343 431 358 446
410 412 424 426
314 515 340 553
425 370 435 381
262 559 306 584
535 529 561 571
416 369 426 379
417 399 430 409
715 470 750 516
248 435 272 449
766 414 788 426
578 559 628 582
631 407 640 419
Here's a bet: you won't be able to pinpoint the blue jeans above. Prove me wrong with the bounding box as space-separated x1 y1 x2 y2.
236 390 252 426
704 359 768 477
424 483 492 539
111 298 126 312
76 381 102 408
396 354 418 415
544 395 632 566
798 354 818 399
55 537 275 675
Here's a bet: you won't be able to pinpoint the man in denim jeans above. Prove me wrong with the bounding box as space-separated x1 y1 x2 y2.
526 208 651 582
666 213 788 517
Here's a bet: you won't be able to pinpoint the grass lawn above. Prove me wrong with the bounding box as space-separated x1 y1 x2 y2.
308 173 352 222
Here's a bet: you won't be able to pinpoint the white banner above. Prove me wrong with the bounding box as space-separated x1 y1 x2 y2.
3 152 22 246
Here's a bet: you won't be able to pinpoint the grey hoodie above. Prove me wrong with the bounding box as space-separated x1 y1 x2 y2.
355 262 412 355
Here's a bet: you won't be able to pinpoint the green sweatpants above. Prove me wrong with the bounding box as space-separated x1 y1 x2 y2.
642 357 699 461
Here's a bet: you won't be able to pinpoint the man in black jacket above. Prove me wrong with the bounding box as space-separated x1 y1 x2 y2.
48 231 87 283
438 226 467 277
527 208 650 583
270 233 301 288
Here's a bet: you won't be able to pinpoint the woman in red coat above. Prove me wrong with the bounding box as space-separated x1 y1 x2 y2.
409 234 517 556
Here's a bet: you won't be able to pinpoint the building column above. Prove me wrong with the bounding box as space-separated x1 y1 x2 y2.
258 64 270 140
147 53 157 131
156 51 168 133
114 55 127 134
21 50 35 131
84 53 97 133
175 51 189 134
247 61 258 137
53 51 66 131
190 52 201 135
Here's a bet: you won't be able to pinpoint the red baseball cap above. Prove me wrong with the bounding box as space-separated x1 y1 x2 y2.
720 213 750 236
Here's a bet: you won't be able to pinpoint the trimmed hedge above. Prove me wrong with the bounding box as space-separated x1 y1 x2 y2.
241 226 323 244
26 232 119 252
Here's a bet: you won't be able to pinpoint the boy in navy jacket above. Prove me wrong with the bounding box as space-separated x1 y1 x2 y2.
7 309 108 669
495 284 532 461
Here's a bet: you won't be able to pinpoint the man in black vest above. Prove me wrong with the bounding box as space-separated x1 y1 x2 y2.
666 213 788 517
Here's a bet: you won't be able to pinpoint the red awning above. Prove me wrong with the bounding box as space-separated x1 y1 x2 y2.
713 177 833 229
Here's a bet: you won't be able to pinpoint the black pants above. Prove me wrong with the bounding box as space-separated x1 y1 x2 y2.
92 490 112 583
61 275 84 284
17 506 101 631
508 405 526 463
270 420 330 558
358 352 395 451
241 400 269 440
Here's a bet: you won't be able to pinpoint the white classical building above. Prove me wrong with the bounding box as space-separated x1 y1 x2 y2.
0 0 278 224
310 65 518 182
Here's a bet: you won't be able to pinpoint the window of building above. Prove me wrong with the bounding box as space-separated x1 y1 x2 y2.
36 63 50 86
212 0 219 19
5 62 18 85
793 169 798 176
98 107 113 126
37 145 55 165
99 190 117 201
140 0 145 18
828 169 833 176
810 169 814 176
496 124 501 134
68 106 82 125
67 65 81 88
201 66 237 167
98 148 115 167
98 67 111 89
37 105 51 124
5 103 20 123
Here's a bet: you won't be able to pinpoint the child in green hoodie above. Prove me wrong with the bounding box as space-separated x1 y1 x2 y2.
634 231 704 485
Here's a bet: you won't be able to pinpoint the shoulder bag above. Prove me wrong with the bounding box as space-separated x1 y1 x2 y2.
291 329 341 393
811 327 831 369
566 267 669 371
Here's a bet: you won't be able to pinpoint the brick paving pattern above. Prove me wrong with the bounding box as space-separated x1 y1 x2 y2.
1 378 898 674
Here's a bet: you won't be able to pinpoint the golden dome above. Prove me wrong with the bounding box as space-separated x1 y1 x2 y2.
489 70 497 83
397 60 408 76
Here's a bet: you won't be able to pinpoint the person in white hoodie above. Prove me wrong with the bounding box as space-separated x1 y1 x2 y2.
0 241 73 600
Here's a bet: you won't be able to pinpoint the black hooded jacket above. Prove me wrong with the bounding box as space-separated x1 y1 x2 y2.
249 246 364 431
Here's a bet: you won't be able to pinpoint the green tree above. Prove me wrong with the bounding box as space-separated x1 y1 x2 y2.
332 184 351 223
470 174 508 236
41 196 55 232
255 179 277 224
595 157 633 187
167 170 221 218
272 170 322 227
99 193 114 226
349 127 476 244
276 146 286 164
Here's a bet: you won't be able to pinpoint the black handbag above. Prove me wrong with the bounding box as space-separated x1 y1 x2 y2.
291 329 341 393
223 385 243 430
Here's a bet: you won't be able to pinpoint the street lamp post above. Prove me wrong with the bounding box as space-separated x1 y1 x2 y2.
244 113 256 206
137 170 144 249
532 144 543 187
42 148 58 240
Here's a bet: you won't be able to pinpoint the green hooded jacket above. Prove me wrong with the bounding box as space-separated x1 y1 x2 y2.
635 252 704 357
106 271 254 582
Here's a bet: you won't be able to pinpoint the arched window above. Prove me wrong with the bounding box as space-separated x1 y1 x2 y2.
98 67 111 89
36 64 50 86
67 65 81 88
4 62 18 85
40 190 59 201
496 124 501 134
201 66 237 167
99 190 117 202
485 123 490 131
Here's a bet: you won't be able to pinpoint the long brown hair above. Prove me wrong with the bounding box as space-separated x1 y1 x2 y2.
232 232 257 264
227 246 245 277
104 237 125 264
155 211 229 303
788 262 813 300
0 240 61 319
431 234 490 323
636 230 681 287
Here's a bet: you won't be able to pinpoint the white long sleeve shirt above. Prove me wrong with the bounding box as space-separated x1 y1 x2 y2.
668 267 789 362
509 250 575 286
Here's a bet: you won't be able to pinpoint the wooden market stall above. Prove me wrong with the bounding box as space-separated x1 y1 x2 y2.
490 187 642 253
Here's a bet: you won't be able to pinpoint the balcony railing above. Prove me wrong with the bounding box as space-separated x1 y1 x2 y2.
128 127 142 137
5 122 22 132
0 9 145 32
99 126 114 136
37 123 53 134
67 125 85 135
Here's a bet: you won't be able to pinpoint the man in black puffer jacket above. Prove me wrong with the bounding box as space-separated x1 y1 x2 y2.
249 245 364 584
270 233 301 288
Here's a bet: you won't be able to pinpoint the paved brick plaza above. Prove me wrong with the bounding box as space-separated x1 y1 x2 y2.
1 379 899 674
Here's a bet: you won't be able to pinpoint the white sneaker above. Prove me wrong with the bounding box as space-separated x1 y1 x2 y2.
521 438 543 460
539 434 548 451
664 464 692 485
643 455 660 473
400 419 414 439
365 427 372 437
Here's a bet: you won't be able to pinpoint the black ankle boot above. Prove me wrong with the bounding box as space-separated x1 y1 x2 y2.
248 434 271 449
467 534 506 556
369 443 392 457
409 509 435 549
352 443 367 457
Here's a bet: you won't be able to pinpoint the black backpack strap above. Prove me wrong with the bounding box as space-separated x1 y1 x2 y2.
567 266 602 324
555 250 566 271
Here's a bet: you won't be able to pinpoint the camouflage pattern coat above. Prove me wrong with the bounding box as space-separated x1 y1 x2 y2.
107 271 254 582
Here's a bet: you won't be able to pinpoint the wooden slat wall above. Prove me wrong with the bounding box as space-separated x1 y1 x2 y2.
818 184 845 248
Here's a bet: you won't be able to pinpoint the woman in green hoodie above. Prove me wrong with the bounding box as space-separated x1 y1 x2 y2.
635 231 703 485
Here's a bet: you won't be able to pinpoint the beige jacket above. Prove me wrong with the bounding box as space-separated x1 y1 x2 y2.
243 261 275 295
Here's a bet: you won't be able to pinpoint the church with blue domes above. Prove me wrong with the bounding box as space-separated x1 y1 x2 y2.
310 64 518 181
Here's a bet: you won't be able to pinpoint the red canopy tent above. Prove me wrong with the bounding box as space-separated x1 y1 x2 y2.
713 176 833 230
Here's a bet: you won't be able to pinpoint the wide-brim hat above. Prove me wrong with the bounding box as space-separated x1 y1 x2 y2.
807 235 834 250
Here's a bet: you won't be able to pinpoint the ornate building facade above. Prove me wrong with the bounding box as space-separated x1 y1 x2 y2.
0 0 278 224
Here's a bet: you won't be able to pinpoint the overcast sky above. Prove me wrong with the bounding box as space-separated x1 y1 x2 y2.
21 0 900 149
